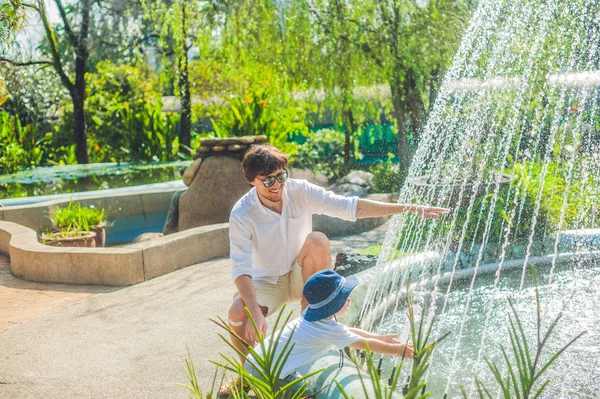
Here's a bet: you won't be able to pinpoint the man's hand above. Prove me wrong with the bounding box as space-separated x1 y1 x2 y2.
408 205 449 219
245 307 267 344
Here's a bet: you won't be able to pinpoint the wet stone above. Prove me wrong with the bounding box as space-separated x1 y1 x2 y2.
197 146 211 153
212 145 227 152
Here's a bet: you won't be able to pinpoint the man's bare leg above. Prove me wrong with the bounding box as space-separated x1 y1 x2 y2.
296 232 333 310
227 298 268 364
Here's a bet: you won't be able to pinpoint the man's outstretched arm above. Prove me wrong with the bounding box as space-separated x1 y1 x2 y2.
356 199 449 219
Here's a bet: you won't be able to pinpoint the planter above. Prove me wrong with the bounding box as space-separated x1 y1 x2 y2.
92 224 106 247
407 173 514 208
41 231 97 248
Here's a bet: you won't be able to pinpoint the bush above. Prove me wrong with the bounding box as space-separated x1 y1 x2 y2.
370 157 403 194
211 84 308 153
292 128 348 180
75 60 183 162
0 111 48 173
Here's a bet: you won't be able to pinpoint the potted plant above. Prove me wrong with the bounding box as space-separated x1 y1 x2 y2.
41 200 106 248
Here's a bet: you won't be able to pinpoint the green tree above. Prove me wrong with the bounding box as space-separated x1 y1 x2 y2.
310 0 472 178
0 0 25 105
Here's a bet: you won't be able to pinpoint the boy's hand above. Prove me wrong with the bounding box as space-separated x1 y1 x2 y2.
379 333 402 344
397 343 415 359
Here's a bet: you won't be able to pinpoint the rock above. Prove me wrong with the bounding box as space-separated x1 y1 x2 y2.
335 170 373 187
183 158 203 186
254 135 268 143
197 146 211 153
178 156 251 231
200 138 218 145
228 144 247 152
212 145 227 152
132 232 164 243
163 191 183 235
330 183 370 198
238 136 255 144
215 137 239 145
334 250 378 276
328 170 373 198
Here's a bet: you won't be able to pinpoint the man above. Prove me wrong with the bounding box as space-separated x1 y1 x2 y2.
220 144 447 395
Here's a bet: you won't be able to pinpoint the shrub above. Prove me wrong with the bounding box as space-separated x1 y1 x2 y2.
292 128 348 180
370 157 403 194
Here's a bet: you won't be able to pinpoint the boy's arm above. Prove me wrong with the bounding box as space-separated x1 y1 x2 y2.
349 338 415 359
348 327 386 340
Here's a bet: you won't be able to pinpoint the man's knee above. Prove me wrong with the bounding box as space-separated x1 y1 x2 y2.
304 232 330 253
229 299 248 324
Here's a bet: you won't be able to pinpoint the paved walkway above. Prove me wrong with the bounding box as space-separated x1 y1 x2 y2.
0 222 391 398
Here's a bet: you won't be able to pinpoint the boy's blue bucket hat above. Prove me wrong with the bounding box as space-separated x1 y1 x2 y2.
302 270 359 321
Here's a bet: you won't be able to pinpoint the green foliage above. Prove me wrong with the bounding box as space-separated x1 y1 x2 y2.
336 291 450 399
76 61 182 162
50 200 105 234
209 305 322 398
371 157 403 194
212 85 308 153
292 128 348 180
465 266 586 399
0 111 48 173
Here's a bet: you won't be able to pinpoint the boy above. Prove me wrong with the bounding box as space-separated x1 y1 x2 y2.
244 270 415 395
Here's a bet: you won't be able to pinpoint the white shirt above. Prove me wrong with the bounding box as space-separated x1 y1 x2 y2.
245 316 361 378
229 179 359 284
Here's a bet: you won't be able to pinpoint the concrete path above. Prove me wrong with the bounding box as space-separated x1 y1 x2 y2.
0 221 391 398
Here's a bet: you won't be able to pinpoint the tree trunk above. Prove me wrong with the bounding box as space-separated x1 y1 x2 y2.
391 80 410 181
73 1 90 164
178 3 192 153
342 107 355 167
71 89 89 164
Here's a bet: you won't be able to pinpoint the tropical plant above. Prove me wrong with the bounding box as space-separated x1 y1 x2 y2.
212 85 308 153
463 266 586 399
209 305 322 398
50 200 105 235
335 290 450 399
0 111 49 173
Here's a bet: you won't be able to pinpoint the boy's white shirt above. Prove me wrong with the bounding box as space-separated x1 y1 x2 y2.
229 179 359 284
245 316 361 378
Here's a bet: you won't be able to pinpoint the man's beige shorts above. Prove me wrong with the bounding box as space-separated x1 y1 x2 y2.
233 261 304 316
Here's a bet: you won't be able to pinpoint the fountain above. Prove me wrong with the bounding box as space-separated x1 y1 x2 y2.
354 0 600 396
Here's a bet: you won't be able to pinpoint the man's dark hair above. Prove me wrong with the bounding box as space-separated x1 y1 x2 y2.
242 144 289 182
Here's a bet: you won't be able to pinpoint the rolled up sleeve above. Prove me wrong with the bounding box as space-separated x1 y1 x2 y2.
303 180 359 221
229 215 254 281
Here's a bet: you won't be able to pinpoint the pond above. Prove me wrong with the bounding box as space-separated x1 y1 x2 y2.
374 260 600 398
0 161 190 200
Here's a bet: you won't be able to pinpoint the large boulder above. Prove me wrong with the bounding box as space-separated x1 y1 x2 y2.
177 156 250 231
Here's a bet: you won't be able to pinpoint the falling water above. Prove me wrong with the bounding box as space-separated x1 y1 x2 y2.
358 0 600 396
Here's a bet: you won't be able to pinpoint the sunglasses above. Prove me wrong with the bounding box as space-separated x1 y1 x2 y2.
258 169 289 187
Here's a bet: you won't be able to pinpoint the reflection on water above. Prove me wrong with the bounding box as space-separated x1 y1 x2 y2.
0 161 190 199
375 263 600 398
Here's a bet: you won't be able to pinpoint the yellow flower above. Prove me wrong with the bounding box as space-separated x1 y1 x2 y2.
258 99 268 107
243 94 253 104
